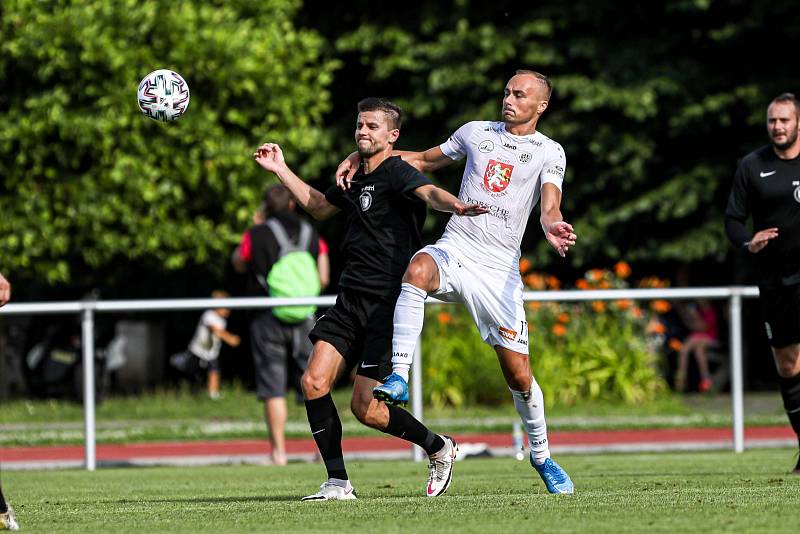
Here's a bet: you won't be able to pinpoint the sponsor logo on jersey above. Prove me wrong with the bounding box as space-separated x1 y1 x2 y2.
464 196 510 221
503 142 517 150
478 140 494 153
359 191 372 211
483 159 514 193
544 164 564 179
362 185 375 191
519 152 532 164
760 170 776 178
498 326 517 341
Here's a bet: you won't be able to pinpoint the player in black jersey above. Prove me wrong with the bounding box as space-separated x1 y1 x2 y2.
253 98 487 500
0 272 20 531
725 92 800 474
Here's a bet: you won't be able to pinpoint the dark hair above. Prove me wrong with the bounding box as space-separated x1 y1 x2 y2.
515 69 552 100
769 92 800 117
357 97 402 130
262 184 292 215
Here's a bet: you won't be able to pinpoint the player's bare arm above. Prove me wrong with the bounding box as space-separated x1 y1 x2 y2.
211 325 241 347
254 143 340 221
746 227 779 253
336 147 454 190
540 183 577 258
412 184 489 216
0 272 10 307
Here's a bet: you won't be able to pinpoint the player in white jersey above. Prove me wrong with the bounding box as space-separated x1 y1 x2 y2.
338 70 577 494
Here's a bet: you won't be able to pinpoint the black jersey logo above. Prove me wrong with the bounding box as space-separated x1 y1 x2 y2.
359 191 373 211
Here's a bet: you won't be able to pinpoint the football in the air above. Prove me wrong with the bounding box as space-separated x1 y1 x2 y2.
136 69 190 122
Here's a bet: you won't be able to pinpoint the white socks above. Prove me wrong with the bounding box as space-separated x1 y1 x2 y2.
391 283 428 382
510 376 551 465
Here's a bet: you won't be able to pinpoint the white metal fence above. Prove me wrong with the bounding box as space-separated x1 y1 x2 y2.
0 286 761 470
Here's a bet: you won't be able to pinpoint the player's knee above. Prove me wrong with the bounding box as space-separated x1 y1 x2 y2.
402 257 435 290
507 372 532 392
301 371 331 398
774 346 800 378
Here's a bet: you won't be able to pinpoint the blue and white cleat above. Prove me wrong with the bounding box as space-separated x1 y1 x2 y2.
372 373 409 405
531 455 574 494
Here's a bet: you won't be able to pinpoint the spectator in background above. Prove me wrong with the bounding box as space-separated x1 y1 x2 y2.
674 299 719 393
0 271 20 531
170 290 241 399
232 184 323 466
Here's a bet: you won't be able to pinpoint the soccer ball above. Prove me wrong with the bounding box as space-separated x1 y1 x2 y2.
136 69 190 122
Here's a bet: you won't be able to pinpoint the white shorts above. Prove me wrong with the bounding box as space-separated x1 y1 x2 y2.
416 243 529 354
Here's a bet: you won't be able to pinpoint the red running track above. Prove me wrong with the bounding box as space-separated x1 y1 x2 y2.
1 426 795 464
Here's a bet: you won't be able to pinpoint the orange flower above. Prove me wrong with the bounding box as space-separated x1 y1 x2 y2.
557 312 570 323
646 319 666 335
614 299 632 310
631 306 643 319
437 311 453 325
527 301 541 311
519 258 532 274
614 261 632 279
545 275 561 290
650 300 672 314
668 338 684 352
576 278 590 290
598 280 611 289
552 323 567 337
591 301 607 313
524 273 545 290
586 269 605 282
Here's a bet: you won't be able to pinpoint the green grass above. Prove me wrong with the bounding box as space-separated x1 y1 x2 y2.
0 385 788 446
3 449 799 533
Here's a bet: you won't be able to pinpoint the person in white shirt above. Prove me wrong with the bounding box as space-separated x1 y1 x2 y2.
338 70 577 494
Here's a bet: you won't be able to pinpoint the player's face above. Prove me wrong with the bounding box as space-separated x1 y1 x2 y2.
502 75 549 125
766 101 800 150
355 111 399 157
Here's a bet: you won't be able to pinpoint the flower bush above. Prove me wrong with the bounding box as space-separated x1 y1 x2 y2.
421 261 669 408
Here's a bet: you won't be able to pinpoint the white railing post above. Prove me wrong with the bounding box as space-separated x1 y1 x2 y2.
81 306 97 470
729 290 745 453
411 339 424 462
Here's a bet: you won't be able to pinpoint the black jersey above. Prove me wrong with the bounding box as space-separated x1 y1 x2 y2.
325 156 432 296
725 145 800 286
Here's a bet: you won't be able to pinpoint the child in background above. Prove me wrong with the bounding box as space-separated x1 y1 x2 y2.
675 299 719 393
170 290 240 398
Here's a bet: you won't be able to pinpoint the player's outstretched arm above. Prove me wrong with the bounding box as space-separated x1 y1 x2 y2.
254 143 339 221
540 183 577 258
412 184 488 216
335 147 455 190
0 272 10 307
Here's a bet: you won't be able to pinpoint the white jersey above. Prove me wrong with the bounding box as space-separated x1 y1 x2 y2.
438 120 565 271
188 310 226 361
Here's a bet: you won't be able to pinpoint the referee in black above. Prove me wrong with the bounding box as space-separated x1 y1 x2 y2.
725 92 800 474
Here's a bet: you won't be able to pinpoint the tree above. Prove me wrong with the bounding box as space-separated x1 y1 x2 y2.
306 0 800 276
0 0 338 290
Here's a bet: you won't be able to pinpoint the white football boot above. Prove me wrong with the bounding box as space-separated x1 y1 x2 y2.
0 506 19 531
301 479 357 501
426 435 458 497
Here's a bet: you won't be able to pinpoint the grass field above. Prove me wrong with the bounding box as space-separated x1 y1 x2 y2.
3 449 799 533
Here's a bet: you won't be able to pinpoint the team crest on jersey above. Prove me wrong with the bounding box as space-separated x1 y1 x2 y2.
519 152 531 164
359 191 372 211
794 183 800 204
483 159 514 193
478 140 494 153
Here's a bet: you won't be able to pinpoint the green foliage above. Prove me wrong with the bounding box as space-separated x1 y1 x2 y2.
0 0 338 286
326 0 800 271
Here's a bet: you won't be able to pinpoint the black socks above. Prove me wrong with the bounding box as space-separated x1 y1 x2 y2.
383 404 445 455
305 394 348 480
779 372 800 446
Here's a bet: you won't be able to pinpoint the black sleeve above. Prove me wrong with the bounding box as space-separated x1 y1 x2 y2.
724 162 751 248
391 160 434 196
324 184 348 210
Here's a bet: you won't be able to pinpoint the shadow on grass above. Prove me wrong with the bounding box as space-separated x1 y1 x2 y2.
108 495 301 504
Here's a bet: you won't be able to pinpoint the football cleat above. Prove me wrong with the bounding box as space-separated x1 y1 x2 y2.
0 506 19 531
301 479 357 501
531 455 574 494
373 373 409 405
426 436 458 497
792 452 800 475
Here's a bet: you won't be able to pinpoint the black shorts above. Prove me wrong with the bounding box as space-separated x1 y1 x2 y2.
759 284 800 348
251 311 313 400
309 288 397 380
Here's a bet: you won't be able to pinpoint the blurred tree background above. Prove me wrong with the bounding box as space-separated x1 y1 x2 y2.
2 0 799 297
